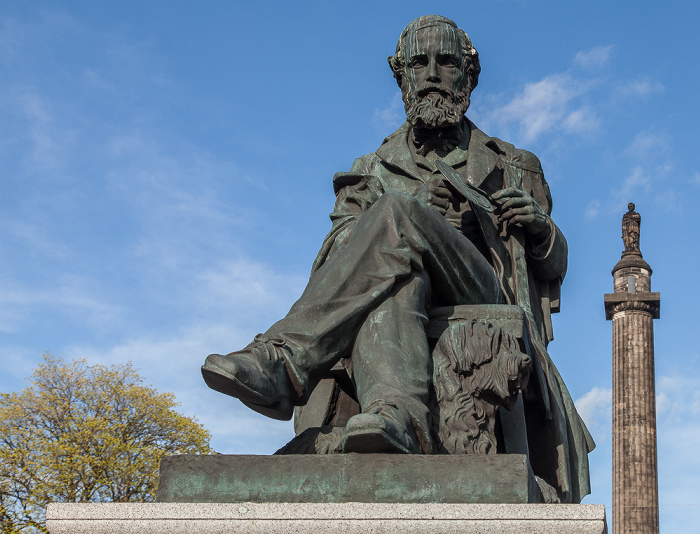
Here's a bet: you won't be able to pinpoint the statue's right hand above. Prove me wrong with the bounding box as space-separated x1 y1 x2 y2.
415 175 453 215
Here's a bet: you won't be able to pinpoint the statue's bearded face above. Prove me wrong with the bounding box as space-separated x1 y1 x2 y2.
401 25 471 129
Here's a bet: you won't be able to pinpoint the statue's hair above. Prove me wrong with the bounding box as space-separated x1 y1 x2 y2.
388 15 481 92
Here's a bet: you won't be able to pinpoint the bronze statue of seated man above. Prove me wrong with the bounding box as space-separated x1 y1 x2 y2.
201 15 594 504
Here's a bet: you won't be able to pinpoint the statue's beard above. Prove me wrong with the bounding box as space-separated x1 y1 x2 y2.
404 86 471 129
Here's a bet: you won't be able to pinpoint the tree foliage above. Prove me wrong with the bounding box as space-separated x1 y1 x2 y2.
0 354 212 533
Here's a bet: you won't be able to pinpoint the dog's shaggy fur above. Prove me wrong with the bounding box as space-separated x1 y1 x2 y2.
431 320 531 454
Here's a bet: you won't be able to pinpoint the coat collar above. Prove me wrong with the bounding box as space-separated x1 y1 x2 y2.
375 118 502 187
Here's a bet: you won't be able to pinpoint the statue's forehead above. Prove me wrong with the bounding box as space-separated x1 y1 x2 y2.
403 24 461 56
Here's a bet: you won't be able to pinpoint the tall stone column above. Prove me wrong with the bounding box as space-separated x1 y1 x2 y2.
604 203 660 534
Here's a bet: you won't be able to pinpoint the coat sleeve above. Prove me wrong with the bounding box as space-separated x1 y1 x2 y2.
310 156 384 274
515 150 568 285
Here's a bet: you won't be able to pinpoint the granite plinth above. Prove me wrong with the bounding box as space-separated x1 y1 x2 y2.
46 502 608 533
156 454 540 504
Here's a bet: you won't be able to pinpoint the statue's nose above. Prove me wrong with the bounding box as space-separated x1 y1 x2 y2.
426 60 440 82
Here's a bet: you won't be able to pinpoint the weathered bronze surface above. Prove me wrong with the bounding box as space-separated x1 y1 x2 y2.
157 454 541 504
200 15 595 504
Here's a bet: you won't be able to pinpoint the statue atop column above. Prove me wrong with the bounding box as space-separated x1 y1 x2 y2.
622 202 641 255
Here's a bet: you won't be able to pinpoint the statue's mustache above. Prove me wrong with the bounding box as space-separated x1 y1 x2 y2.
415 85 453 98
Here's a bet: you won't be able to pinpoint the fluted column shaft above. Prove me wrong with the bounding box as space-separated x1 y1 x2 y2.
611 305 659 534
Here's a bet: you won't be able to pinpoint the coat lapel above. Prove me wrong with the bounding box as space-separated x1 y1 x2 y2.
462 120 502 188
375 122 424 181
376 119 502 188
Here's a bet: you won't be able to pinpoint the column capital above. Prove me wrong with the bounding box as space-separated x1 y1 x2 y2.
604 292 660 320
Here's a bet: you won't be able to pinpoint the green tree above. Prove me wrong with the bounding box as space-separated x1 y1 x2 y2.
0 354 212 533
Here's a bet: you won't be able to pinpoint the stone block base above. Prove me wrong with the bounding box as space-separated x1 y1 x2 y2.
156 454 541 503
47 502 608 533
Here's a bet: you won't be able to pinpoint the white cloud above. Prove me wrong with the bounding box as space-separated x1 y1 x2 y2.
16 91 77 176
0 11 80 65
624 130 669 161
582 131 676 215
657 373 700 420
5 220 71 259
585 199 601 220
483 74 598 143
654 190 683 213
562 106 600 135
373 91 404 132
612 166 652 205
654 370 700 529
615 79 665 99
689 172 700 185
0 277 124 335
0 18 19 62
195 259 306 317
575 386 612 442
0 345 46 391
574 45 613 69
593 160 675 217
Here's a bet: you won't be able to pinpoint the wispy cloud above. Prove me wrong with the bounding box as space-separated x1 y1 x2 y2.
584 200 602 220
483 74 599 143
624 130 670 161
0 18 19 62
562 105 600 136
588 129 676 218
373 91 404 132
575 386 612 442
4 220 71 259
15 91 76 176
574 45 614 69
654 189 683 213
657 372 700 420
654 369 700 520
615 79 665 99
195 259 306 317
0 276 125 335
612 166 652 205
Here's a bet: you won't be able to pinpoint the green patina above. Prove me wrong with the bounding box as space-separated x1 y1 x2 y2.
157 454 540 504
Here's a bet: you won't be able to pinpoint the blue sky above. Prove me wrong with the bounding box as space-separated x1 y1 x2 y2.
1 0 699 530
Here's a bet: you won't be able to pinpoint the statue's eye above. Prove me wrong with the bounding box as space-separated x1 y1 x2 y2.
409 56 428 68
439 55 459 67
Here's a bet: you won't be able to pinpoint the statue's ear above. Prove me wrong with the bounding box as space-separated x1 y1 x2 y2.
387 55 403 87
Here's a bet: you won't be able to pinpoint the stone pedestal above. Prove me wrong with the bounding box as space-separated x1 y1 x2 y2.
47 454 608 532
156 454 540 504
46 502 608 533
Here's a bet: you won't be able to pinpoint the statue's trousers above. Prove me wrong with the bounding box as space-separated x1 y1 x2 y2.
259 192 502 449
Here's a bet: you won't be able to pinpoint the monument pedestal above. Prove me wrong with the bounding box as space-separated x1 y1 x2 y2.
47 455 607 533
47 502 607 533
156 454 541 504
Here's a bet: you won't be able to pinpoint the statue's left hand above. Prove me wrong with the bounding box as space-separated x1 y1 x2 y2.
492 187 550 240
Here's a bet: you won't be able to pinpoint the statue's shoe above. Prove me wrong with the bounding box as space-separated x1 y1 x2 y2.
201 348 294 421
341 413 418 454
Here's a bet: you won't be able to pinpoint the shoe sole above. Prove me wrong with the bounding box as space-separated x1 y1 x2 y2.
201 365 293 421
341 426 412 454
